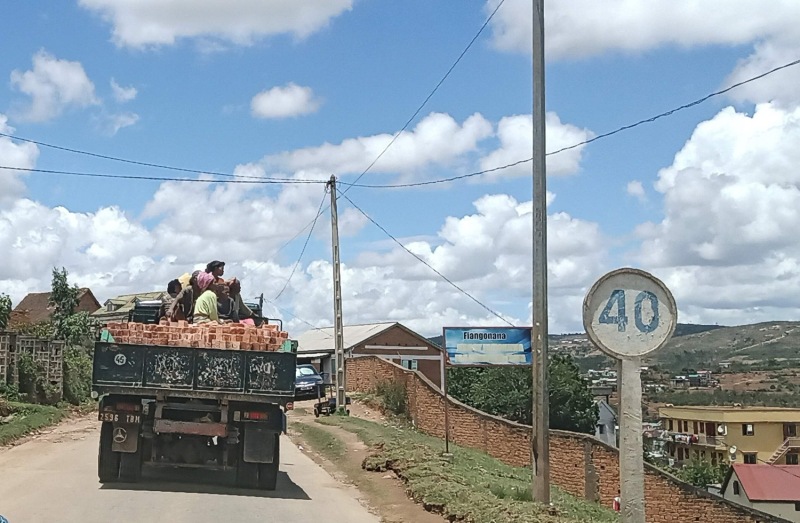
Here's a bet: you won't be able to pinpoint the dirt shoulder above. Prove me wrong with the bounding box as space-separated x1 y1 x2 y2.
288 401 445 523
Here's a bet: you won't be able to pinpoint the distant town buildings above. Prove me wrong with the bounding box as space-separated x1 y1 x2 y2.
660 405 800 467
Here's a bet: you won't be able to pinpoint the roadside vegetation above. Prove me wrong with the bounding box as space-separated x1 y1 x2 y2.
0 268 97 446
448 354 599 434
0 401 68 446
301 413 618 523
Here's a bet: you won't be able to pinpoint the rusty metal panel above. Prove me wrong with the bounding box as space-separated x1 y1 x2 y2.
246 352 296 394
144 346 194 389
154 419 228 438
93 343 145 386
196 350 244 391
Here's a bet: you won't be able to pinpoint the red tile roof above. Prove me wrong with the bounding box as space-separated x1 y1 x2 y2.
732 463 800 501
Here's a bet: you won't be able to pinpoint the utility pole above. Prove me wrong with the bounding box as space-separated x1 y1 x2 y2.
531 0 550 504
328 176 347 412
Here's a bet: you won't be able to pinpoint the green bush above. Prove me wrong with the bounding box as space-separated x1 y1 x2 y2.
63 346 93 405
374 380 407 416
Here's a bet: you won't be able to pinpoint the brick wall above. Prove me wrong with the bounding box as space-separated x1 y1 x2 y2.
347 356 788 523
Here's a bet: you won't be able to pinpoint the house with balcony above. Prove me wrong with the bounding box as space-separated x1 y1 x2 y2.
660 405 800 467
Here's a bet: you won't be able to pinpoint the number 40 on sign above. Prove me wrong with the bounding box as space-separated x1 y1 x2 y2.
583 268 677 359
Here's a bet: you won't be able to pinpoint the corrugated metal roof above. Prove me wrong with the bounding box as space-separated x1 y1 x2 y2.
92 291 168 318
296 322 397 353
732 464 800 501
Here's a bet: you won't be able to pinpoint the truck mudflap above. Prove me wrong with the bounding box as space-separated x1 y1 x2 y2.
243 423 279 463
111 424 140 453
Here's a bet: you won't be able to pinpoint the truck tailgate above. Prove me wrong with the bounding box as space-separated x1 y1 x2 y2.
93 342 296 396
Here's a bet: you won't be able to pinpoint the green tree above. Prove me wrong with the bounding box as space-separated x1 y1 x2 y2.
0 293 10 330
48 267 96 404
448 354 599 433
676 459 728 487
549 354 599 433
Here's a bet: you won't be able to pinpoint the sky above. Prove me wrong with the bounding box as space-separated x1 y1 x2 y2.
2 1 800 336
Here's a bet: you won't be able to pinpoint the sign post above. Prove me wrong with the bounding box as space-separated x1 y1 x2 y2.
582 268 677 523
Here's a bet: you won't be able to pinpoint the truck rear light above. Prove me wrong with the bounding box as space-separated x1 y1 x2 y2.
114 402 140 412
244 411 269 421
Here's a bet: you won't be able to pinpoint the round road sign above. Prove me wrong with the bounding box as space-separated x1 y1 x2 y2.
582 268 677 359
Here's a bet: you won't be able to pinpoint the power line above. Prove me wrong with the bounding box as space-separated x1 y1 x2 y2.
273 186 328 301
336 188 515 326
0 131 276 181
259 294 333 339
0 165 326 185
341 0 507 194
340 56 800 190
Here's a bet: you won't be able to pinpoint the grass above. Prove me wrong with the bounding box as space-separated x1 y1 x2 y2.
0 401 69 446
315 415 619 523
291 420 346 459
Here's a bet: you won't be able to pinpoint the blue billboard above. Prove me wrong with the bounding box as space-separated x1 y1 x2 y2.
443 327 532 366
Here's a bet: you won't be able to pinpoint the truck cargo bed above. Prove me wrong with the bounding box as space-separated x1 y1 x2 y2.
93 342 296 403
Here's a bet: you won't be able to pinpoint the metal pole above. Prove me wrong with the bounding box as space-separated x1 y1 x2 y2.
444 361 451 454
328 176 347 412
619 357 646 522
531 0 550 504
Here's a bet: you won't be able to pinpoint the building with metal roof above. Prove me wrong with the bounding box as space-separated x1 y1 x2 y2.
721 463 800 521
295 322 445 388
91 291 169 324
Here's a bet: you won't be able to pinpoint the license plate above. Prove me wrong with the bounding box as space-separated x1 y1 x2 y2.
300 385 313 390
98 412 141 424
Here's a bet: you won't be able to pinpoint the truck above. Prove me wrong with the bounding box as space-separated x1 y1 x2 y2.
92 314 297 490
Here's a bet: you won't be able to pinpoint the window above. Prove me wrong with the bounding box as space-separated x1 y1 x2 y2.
683 420 689 432
795 502 800 512
733 481 740 495
597 424 606 435
668 419 674 431
787 424 798 437
401 359 418 371
743 453 757 464
742 424 754 436
787 453 799 465
693 421 698 433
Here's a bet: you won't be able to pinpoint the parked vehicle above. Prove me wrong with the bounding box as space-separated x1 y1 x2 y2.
294 364 324 400
92 316 297 491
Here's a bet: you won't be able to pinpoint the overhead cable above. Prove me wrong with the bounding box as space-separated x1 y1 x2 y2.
341 56 800 189
336 188 515 327
0 165 326 185
273 186 329 301
341 0 507 194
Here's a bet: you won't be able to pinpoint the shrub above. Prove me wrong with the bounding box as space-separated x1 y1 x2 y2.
63 345 93 405
374 380 407 416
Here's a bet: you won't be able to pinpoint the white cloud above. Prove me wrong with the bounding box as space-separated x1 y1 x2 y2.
96 111 140 135
110 78 137 103
489 0 800 59
79 0 353 48
626 180 646 202
9 50 99 122
479 113 592 178
0 115 39 205
634 103 800 325
268 112 494 176
251 83 321 119
724 41 800 107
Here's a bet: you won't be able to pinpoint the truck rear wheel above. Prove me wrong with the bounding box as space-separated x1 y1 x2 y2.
98 422 120 483
257 434 280 491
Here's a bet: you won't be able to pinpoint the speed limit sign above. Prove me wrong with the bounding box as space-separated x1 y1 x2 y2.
582 267 677 359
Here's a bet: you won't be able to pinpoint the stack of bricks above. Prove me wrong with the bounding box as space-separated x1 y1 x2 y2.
105 321 290 351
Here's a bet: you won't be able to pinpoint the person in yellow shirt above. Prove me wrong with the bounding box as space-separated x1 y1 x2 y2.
193 272 224 324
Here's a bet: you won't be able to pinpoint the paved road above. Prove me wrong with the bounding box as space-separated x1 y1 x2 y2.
0 416 379 523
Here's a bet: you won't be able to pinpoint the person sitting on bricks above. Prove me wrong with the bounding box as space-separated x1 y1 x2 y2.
193 272 229 325
167 270 202 322
217 278 261 325
205 260 226 283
